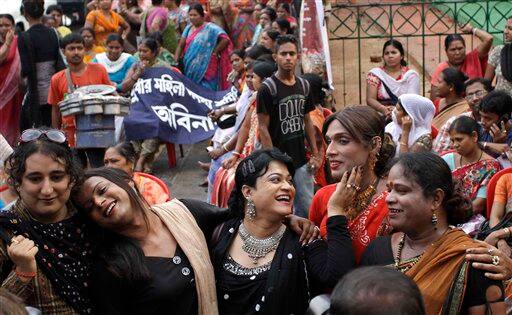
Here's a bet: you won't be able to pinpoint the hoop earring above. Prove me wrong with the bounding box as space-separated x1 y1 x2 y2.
246 197 256 220
431 212 438 230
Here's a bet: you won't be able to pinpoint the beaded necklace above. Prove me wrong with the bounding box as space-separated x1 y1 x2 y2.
394 233 423 273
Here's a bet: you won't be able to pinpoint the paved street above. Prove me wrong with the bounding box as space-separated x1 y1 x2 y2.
151 141 210 200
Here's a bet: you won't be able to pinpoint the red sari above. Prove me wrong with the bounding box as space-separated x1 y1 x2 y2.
0 36 22 146
309 184 391 262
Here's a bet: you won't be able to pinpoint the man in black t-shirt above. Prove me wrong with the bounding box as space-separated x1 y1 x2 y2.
257 35 320 218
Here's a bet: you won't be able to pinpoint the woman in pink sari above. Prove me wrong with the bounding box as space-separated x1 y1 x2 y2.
0 14 22 146
174 4 232 91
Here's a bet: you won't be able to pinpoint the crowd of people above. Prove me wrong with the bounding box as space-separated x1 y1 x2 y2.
2 0 512 314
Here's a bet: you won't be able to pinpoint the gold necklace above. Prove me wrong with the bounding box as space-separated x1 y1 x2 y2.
346 178 379 220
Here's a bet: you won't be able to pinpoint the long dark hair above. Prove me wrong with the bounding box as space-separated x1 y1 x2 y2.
323 106 395 177
389 152 472 225
79 167 152 283
228 149 295 219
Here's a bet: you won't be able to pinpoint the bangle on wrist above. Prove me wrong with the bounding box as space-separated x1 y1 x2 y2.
483 142 488 150
15 268 36 278
472 27 478 36
222 143 229 152
232 151 241 157
400 141 407 146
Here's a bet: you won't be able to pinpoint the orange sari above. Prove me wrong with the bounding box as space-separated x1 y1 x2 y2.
404 229 477 314
133 172 170 205
86 10 125 47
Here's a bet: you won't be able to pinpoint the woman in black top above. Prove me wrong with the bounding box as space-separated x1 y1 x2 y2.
211 149 355 315
76 166 319 314
360 152 504 314
18 0 65 129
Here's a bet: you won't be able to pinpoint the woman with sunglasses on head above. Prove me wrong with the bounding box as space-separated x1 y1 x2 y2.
75 165 318 314
0 128 94 314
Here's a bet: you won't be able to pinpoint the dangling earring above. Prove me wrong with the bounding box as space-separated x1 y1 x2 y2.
246 196 256 220
368 153 377 173
431 212 438 230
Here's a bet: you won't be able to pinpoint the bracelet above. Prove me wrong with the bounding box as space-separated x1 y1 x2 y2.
472 27 478 36
505 227 511 238
483 142 488 150
222 143 229 152
15 268 36 278
232 151 241 157
400 141 407 146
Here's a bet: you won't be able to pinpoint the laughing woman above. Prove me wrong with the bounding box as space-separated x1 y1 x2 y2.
77 167 221 315
361 152 504 314
77 165 319 314
212 149 355 315
1 128 93 314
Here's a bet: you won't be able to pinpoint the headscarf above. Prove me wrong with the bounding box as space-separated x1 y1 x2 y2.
385 94 435 155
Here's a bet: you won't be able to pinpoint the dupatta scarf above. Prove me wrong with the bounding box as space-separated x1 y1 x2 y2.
151 199 218 315
451 158 501 200
183 22 232 90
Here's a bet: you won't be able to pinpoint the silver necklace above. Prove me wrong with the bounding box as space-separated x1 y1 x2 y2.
238 223 286 265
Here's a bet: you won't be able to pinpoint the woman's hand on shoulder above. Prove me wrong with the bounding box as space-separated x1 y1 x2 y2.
466 240 512 281
284 215 320 246
7 235 38 275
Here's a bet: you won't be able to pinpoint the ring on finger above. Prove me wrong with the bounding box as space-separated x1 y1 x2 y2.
346 184 353 189
492 255 500 266
488 248 494 255
354 185 361 191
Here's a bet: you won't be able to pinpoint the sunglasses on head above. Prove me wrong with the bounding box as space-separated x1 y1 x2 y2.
19 129 67 144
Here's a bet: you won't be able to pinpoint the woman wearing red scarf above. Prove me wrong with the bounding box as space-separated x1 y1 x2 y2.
0 14 22 146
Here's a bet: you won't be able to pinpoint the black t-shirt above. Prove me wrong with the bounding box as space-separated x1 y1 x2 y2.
361 235 504 313
92 246 197 315
257 75 314 169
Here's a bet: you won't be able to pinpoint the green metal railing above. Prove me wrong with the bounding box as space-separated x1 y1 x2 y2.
328 0 512 105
